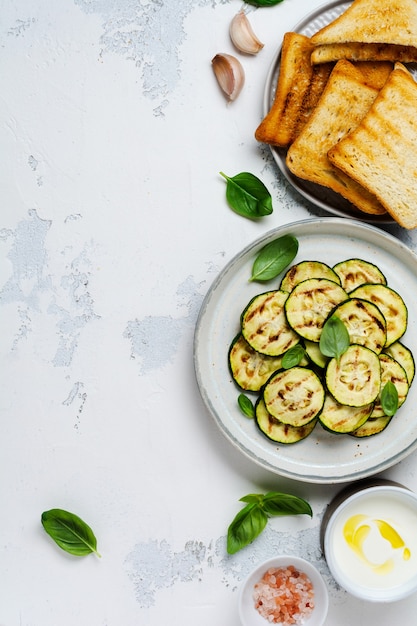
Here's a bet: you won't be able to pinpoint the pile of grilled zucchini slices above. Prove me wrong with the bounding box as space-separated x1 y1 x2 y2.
228 258 414 444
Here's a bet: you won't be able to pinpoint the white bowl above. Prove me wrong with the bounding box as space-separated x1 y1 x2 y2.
238 555 329 626
322 482 417 602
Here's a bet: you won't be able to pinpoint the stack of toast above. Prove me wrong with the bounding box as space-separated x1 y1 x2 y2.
255 0 417 229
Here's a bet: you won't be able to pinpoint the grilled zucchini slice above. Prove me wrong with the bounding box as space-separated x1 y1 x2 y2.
383 341 415 386
333 258 386 293
370 353 409 418
228 334 285 392
351 415 392 438
255 397 317 444
331 298 386 354
280 260 340 293
304 339 328 369
263 366 325 427
241 290 300 356
285 278 349 342
319 392 373 434
350 283 407 347
326 344 381 407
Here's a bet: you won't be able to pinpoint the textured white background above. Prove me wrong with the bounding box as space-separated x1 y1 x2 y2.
2 0 417 624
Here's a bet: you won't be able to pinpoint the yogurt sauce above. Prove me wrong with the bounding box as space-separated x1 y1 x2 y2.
329 491 417 590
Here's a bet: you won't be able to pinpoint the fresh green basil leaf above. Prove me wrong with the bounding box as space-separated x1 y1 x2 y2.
41 508 101 557
240 493 264 504
250 235 299 282
244 0 284 6
282 344 305 369
238 393 255 418
381 380 399 417
220 171 273 219
227 491 312 553
319 315 350 362
260 492 313 517
227 503 268 554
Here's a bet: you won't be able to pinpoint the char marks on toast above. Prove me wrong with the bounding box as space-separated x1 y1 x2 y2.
311 42 417 65
350 61 394 90
328 64 417 229
286 60 386 216
255 32 332 147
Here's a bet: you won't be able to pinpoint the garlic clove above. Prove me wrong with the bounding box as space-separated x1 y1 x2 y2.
212 53 245 102
229 10 264 55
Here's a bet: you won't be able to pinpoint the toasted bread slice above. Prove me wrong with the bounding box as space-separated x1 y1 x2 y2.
286 60 386 216
255 32 332 147
352 61 394 90
292 63 334 138
311 0 417 47
311 42 417 65
328 64 417 229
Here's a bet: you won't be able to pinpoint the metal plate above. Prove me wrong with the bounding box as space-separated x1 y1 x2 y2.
263 0 394 224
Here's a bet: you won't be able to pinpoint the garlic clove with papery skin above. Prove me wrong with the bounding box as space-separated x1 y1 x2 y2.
229 10 264 55
212 53 245 102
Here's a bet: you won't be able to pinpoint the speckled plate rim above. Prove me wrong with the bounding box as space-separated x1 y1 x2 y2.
194 218 417 484
262 0 394 225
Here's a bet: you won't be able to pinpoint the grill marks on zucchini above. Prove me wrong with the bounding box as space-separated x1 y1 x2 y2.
333 258 387 293
263 367 325 427
350 283 407 347
383 342 415 385
351 414 392 438
230 256 413 443
326 344 381 407
280 260 341 293
241 290 300 356
229 334 285 391
319 393 373 434
255 397 317 443
371 353 409 418
285 278 349 342
332 298 386 354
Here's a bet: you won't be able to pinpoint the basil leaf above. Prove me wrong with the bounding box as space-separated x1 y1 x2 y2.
238 393 255 418
282 344 305 369
240 493 264 504
381 380 399 417
227 491 312 553
260 492 313 517
220 171 273 219
41 508 101 557
227 503 268 554
319 315 350 362
244 0 284 6
250 235 299 282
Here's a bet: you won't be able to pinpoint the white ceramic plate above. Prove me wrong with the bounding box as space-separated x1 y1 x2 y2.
194 218 417 483
263 0 393 224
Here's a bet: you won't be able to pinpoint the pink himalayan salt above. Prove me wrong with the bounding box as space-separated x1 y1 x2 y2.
253 565 315 625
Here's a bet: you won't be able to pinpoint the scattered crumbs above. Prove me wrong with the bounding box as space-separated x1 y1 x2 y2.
62 381 87 429
11 306 32 350
28 155 38 171
64 214 83 223
7 17 35 37
63 381 84 406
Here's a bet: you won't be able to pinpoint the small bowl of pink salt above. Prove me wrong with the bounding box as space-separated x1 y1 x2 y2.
238 556 328 626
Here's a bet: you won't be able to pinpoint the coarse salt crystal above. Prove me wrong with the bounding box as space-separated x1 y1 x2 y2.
253 565 314 625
